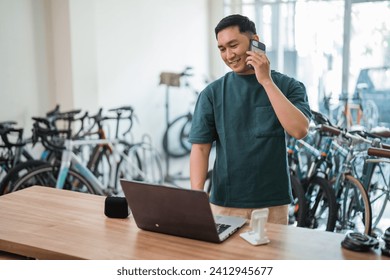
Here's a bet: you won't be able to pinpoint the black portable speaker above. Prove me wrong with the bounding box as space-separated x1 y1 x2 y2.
104 196 130 218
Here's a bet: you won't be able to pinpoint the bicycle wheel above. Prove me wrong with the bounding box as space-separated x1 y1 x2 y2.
301 176 337 231
366 162 389 229
179 114 192 153
289 174 308 227
87 144 113 189
204 169 213 194
115 142 163 194
0 160 47 195
162 113 192 158
114 142 142 194
12 164 97 194
335 174 372 235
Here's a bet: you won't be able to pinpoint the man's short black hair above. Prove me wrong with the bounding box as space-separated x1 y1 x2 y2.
214 14 257 38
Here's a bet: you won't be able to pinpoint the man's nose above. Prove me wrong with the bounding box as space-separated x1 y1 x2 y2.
226 48 235 60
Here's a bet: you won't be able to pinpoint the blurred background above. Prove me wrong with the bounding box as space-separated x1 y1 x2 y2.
1 0 389 178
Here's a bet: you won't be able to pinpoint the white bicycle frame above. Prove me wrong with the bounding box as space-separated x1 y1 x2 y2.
55 138 162 195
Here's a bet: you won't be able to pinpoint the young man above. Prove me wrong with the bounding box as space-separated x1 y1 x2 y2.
188 14 311 224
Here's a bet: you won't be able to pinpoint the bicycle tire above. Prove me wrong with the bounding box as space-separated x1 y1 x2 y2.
0 160 47 195
179 114 192 153
301 176 337 232
162 113 192 158
12 164 97 195
289 174 308 227
335 174 372 235
115 142 163 192
204 169 213 194
87 144 113 188
366 162 389 229
114 142 142 193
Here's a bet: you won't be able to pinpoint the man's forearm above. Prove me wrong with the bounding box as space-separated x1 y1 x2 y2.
190 143 212 190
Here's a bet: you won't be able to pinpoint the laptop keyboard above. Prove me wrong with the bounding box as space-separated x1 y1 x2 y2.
216 223 231 234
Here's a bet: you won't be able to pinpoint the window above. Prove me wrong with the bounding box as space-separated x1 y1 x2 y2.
223 0 390 113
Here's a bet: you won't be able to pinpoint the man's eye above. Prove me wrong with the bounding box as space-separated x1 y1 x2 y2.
230 44 238 48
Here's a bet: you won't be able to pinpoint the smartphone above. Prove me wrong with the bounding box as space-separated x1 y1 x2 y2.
248 40 266 69
250 39 266 54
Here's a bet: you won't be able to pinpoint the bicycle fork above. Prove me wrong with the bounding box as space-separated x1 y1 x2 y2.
56 141 72 189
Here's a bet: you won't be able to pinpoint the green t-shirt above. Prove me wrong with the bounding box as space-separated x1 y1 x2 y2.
188 71 311 208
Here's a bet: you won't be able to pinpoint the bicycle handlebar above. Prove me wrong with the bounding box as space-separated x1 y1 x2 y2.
180 66 193 77
31 120 70 152
46 104 60 117
367 147 390 159
318 124 381 147
108 106 134 114
105 106 136 137
55 109 83 121
84 107 136 139
319 124 341 136
311 110 333 126
0 121 18 129
0 127 26 147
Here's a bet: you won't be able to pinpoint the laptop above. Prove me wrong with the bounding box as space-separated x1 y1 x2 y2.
120 179 247 243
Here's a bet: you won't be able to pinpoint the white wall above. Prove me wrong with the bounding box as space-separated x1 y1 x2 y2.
0 0 223 151
0 0 54 130
92 0 209 144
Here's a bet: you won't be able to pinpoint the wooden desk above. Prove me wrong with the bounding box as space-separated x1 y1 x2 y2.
0 186 387 260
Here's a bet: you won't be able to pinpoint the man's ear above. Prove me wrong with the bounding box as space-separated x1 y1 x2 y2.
252 34 260 41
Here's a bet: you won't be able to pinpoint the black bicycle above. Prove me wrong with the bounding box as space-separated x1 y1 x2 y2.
161 67 202 159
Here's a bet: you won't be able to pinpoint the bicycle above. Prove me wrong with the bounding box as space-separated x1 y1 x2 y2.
0 121 34 174
301 110 390 235
0 106 77 195
318 125 390 234
160 66 199 160
360 143 390 233
287 129 338 231
319 124 374 235
159 67 214 188
287 109 385 234
11 110 164 196
80 106 140 193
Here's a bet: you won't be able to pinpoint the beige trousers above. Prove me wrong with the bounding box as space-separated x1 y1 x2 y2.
210 203 289 225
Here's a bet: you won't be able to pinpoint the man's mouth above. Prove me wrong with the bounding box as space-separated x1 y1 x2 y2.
229 58 241 66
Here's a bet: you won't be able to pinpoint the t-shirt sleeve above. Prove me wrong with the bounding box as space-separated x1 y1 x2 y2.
287 80 312 120
188 89 217 144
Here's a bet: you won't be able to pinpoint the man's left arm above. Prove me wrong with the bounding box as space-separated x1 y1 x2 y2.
247 50 310 139
262 80 309 139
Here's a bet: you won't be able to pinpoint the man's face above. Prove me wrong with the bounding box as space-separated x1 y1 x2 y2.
217 26 254 75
